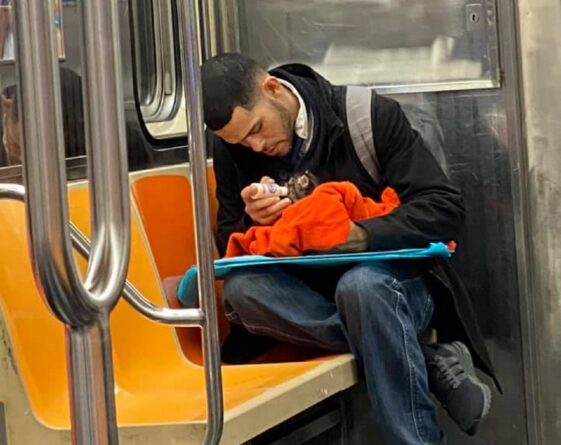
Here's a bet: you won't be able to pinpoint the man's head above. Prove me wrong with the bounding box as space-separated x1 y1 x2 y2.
201 53 299 157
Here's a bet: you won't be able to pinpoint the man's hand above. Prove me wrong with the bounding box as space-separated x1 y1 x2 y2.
329 221 369 253
241 176 291 225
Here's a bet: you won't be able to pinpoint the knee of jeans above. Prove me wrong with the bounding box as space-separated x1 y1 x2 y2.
222 271 252 309
335 265 395 309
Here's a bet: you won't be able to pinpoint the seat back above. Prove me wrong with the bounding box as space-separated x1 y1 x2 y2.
130 168 228 364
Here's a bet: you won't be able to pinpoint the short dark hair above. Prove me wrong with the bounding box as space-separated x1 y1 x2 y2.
201 53 266 131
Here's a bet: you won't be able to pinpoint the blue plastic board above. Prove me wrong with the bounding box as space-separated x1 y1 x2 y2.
177 242 451 306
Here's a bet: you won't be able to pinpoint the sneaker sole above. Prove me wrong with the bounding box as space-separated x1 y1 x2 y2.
451 341 492 435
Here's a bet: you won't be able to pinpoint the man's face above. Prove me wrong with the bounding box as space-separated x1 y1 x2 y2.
215 78 295 157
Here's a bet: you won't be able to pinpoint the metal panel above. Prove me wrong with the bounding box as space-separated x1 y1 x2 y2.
516 0 561 444
207 1 529 442
215 0 500 94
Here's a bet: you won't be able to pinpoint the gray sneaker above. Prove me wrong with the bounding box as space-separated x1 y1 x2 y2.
423 341 492 436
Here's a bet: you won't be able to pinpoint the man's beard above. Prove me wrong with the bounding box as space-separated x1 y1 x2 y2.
269 98 293 141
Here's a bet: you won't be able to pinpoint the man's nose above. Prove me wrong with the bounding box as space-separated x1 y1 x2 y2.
248 136 266 153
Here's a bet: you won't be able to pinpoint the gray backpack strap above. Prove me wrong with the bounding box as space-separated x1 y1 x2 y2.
345 85 381 186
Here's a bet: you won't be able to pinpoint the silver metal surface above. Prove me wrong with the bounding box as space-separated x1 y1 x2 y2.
13 0 130 443
214 0 500 94
198 0 213 60
208 1 530 443
130 0 180 123
79 0 130 310
69 219 206 326
516 0 561 443
0 0 65 64
3 184 207 327
178 0 224 442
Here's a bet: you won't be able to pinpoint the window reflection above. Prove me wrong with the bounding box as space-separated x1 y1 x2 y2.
0 0 64 63
0 68 85 168
232 0 499 92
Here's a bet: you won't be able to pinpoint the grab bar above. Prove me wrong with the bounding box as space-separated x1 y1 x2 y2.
13 1 130 444
0 182 221 440
177 0 224 443
0 183 205 326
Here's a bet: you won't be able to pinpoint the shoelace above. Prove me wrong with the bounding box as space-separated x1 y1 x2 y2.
434 355 466 390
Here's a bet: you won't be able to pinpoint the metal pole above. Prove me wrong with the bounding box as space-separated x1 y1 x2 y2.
13 0 130 443
0 183 208 327
197 0 213 59
178 0 223 443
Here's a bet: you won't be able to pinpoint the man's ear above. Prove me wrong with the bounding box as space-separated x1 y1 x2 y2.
262 76 283 98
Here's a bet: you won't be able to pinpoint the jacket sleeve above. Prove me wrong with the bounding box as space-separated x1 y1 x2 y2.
357 95 465 250
211 135 251 257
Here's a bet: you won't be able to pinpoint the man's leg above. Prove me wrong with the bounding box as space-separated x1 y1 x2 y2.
335 262 443 445
222 266 349 352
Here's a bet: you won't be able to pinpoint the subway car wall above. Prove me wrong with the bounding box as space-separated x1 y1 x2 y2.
0 0 189 184
1 0 556 444
192 1 530 443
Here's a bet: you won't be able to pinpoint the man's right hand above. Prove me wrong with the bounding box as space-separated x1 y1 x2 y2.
241 176 291 225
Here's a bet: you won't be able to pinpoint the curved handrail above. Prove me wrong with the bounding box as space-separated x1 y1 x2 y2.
0 184 205 326
178 0 224 443
13 1 130 444
14 0 130 326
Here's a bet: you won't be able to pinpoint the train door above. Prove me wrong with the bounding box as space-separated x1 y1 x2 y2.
198 1 528 444
1 0 560 444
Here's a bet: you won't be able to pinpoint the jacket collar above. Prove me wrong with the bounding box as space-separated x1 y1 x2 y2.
269 64 345 170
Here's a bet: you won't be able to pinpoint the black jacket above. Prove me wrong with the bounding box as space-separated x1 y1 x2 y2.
210 64 500 390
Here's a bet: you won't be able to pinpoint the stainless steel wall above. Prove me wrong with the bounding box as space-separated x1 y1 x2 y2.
212 0 531 443
516 0 561 444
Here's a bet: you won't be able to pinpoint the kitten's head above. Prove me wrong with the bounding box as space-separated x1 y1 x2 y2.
286 170 320 202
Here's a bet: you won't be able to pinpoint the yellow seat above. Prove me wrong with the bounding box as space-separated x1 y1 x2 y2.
0 167 356 444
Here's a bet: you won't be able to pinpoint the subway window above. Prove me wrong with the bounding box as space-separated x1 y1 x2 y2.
215 0 501 94
0 0 84 175
130 0 186 140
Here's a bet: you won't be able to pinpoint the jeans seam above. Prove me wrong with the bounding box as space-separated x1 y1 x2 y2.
420 293 433 331
394 285 430 445
232 316 346 351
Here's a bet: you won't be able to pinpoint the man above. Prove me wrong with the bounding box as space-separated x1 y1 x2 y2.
201 53 498 445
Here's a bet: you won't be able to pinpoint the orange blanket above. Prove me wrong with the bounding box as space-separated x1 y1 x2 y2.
226 182 400 258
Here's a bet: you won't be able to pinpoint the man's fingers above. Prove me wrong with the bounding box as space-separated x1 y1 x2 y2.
241 177 277 201
263 198 291 216
253 198 291 223
241 184 257 201
246 196 281 213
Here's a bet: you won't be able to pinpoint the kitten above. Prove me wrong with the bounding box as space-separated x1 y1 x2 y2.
286 171 320 202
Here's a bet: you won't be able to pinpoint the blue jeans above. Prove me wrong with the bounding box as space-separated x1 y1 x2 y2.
223 262 443 445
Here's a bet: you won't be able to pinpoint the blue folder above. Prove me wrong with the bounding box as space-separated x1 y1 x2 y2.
177 242 451 307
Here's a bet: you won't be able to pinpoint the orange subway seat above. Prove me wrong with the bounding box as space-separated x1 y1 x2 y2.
130 170 228 365
0 182 331 429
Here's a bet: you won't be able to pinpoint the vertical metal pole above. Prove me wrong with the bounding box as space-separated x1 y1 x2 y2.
178 0 223 443
13 0 130 443
67 316 119 445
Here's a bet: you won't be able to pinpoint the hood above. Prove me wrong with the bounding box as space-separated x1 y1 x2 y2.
269 63 346 176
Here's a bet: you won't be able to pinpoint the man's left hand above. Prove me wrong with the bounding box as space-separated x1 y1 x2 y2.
328 222 368 253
